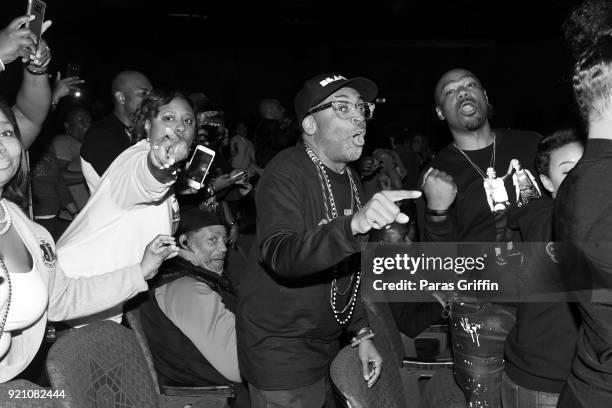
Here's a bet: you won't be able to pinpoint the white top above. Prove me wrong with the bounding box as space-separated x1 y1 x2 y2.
155 276 241 383
81 157 100 194
58 140 178 325
0 200 148 382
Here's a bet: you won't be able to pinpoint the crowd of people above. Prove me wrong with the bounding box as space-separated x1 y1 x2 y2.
1 1 612 407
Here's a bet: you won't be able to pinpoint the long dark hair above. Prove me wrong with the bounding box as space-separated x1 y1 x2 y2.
0 97 28 208
131 88 193 141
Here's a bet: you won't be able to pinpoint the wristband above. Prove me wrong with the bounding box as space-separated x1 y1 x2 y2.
351 327 375 348
425 208 450 216
26 65 48 75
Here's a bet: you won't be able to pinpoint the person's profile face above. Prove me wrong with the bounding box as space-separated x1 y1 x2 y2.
545 142 584 196
123 75 152 115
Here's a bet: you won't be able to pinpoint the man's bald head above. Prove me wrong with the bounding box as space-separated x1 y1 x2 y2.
111 71 152 120
111 71 150 94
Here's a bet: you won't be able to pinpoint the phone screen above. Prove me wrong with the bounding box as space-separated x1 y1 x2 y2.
185 147 215 189
26 0 46 43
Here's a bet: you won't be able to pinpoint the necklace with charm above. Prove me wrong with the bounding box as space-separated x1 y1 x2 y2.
453 136 496 180
304 144 362 326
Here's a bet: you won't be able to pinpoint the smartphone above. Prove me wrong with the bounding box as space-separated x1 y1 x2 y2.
185 145 216 190
229 170 247 180
26 0 46 45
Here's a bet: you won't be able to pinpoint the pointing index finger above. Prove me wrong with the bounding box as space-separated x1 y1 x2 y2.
381 190 422 202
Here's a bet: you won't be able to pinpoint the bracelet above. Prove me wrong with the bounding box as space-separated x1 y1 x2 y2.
351 327 375 348
432 292 452 318
25 65 48 75
425 208 450 216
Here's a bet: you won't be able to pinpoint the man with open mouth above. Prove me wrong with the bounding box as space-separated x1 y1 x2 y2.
420 68 543 407
236 73 420 407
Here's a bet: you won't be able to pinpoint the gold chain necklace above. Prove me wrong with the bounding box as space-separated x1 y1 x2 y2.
453 137 496 180
304 144 362 326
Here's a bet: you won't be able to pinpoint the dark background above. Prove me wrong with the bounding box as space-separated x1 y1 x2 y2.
1 0 585 150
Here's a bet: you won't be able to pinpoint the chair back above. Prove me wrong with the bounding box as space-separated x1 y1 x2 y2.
124 302 234 408
360 296 407 368
124 307 162 392
358 293 462 407
46 320 160 408
330 311 409 408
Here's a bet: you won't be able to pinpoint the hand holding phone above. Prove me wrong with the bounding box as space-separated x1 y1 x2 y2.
185 145 216 190
26 0 46 46
0 16 37 65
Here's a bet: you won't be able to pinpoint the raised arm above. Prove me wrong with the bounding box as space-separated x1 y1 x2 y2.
12 20 53 149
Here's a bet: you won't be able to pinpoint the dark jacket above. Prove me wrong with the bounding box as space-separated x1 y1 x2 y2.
140 257 236 386
80 114 132 177
555 139 612 407
237 143 369 390
504 197 579 393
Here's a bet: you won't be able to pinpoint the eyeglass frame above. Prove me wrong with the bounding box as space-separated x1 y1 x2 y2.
306 100 376 120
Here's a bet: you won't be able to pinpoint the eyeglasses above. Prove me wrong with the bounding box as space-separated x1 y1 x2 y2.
307 100 375 120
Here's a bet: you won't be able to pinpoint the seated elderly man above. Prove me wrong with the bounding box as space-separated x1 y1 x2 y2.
140 207 248 407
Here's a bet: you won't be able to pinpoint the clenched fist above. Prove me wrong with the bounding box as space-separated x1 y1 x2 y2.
422 168 457 211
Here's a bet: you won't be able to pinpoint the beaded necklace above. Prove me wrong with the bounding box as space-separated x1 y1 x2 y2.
0 200 14 339
0 257 12 339
304 144 362 326
0 199 13 236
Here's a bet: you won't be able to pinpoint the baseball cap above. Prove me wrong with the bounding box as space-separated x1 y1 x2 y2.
294 73 378 122
176 207 224 236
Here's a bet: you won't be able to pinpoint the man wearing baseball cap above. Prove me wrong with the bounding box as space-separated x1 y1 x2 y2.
237 73 421 406
140 207 249 407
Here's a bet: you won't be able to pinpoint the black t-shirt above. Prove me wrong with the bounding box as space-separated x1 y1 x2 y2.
422 129 542 243
80 114 132 177
555 138 612 407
